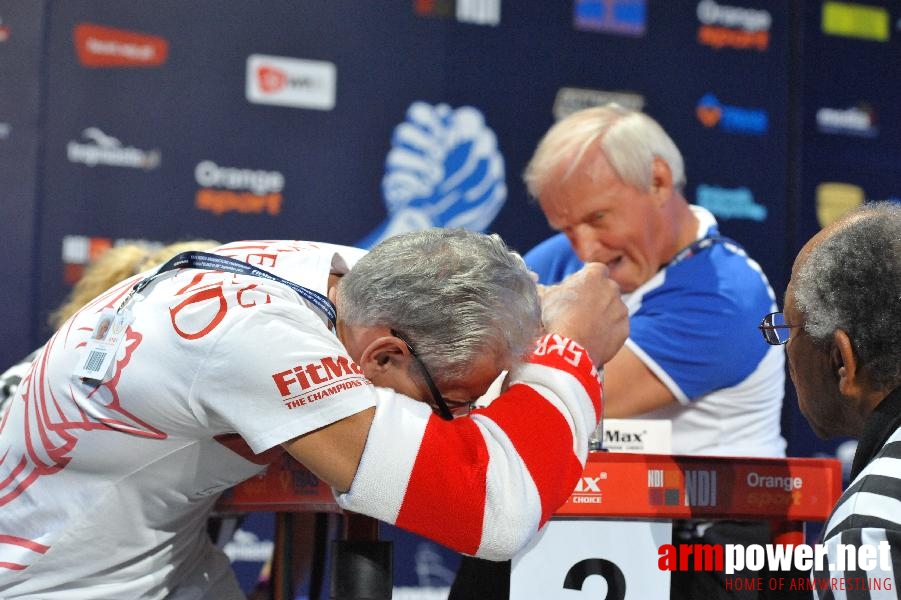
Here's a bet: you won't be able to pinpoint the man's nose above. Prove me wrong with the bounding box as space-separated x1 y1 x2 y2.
570 224 603 262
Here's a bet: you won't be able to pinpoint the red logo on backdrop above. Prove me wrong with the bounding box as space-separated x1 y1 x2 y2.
73 23 169 67
257 66 287 93
63 236 114 285
414 0 454 18
696 105 722 128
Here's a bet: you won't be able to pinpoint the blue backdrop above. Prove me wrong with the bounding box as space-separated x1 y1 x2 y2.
2 1 899 596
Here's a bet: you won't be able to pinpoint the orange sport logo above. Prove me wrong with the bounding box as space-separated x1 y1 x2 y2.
696 0 771 51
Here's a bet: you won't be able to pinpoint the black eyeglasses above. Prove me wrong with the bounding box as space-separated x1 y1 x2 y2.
758 312 802 345
391 329 470 420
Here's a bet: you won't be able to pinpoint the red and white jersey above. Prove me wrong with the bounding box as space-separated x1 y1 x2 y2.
0 239 603 598
337 333 603 560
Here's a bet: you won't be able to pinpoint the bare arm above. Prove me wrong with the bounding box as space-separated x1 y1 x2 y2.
542 263 675 417
283 261 630 495
277 338 601 559
332 333 602 559
601 344 678 417
281 406 375 493
277 264 628 560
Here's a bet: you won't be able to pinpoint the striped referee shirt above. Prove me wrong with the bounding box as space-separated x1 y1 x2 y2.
814 386 901 599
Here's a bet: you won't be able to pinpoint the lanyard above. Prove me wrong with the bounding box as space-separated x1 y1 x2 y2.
665 234 733 269
117 251 337 329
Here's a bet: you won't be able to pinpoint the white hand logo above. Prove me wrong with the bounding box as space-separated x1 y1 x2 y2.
358 102 506 248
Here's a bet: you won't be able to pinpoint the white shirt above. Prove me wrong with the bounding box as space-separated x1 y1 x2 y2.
0 241 372 598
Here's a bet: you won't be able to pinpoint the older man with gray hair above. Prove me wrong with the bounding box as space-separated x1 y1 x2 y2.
0 228 627 599
760 201 901 595
452 103 788 600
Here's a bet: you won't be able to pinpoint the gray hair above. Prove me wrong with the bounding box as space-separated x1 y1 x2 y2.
338 228 541 383
523 103 686 199
793 202 901 389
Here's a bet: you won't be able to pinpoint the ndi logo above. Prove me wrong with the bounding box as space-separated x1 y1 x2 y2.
685 470 717 507
696 94 768 135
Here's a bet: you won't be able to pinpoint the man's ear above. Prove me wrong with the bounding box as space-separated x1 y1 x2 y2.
358 335 409 376
650 157 674 205
832 329 861 397
327 273 341 305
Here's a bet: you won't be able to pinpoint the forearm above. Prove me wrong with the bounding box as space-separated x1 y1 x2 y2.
335 334 602 559
282 407 375 493
601 344 678 417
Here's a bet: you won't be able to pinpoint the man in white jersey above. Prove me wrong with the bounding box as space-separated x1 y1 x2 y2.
763 202 901 599
452 105 789 599
0 228 628 599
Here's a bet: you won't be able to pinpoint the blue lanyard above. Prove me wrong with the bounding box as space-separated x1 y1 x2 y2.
665 234 733 269
118 251 337 328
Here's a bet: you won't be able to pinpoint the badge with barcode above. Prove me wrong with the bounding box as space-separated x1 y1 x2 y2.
74 308 134 381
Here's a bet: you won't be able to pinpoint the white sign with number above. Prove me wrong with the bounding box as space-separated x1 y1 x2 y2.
510 519 671 599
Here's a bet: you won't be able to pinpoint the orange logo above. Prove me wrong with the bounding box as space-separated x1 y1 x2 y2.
195 190 282 216
698 25 769 51
73 23 169 68
696 105 722 128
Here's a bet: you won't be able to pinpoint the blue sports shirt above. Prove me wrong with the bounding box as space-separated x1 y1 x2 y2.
524 207 786 457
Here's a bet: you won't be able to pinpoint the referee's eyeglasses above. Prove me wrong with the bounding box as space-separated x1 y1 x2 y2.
758 311 802 345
